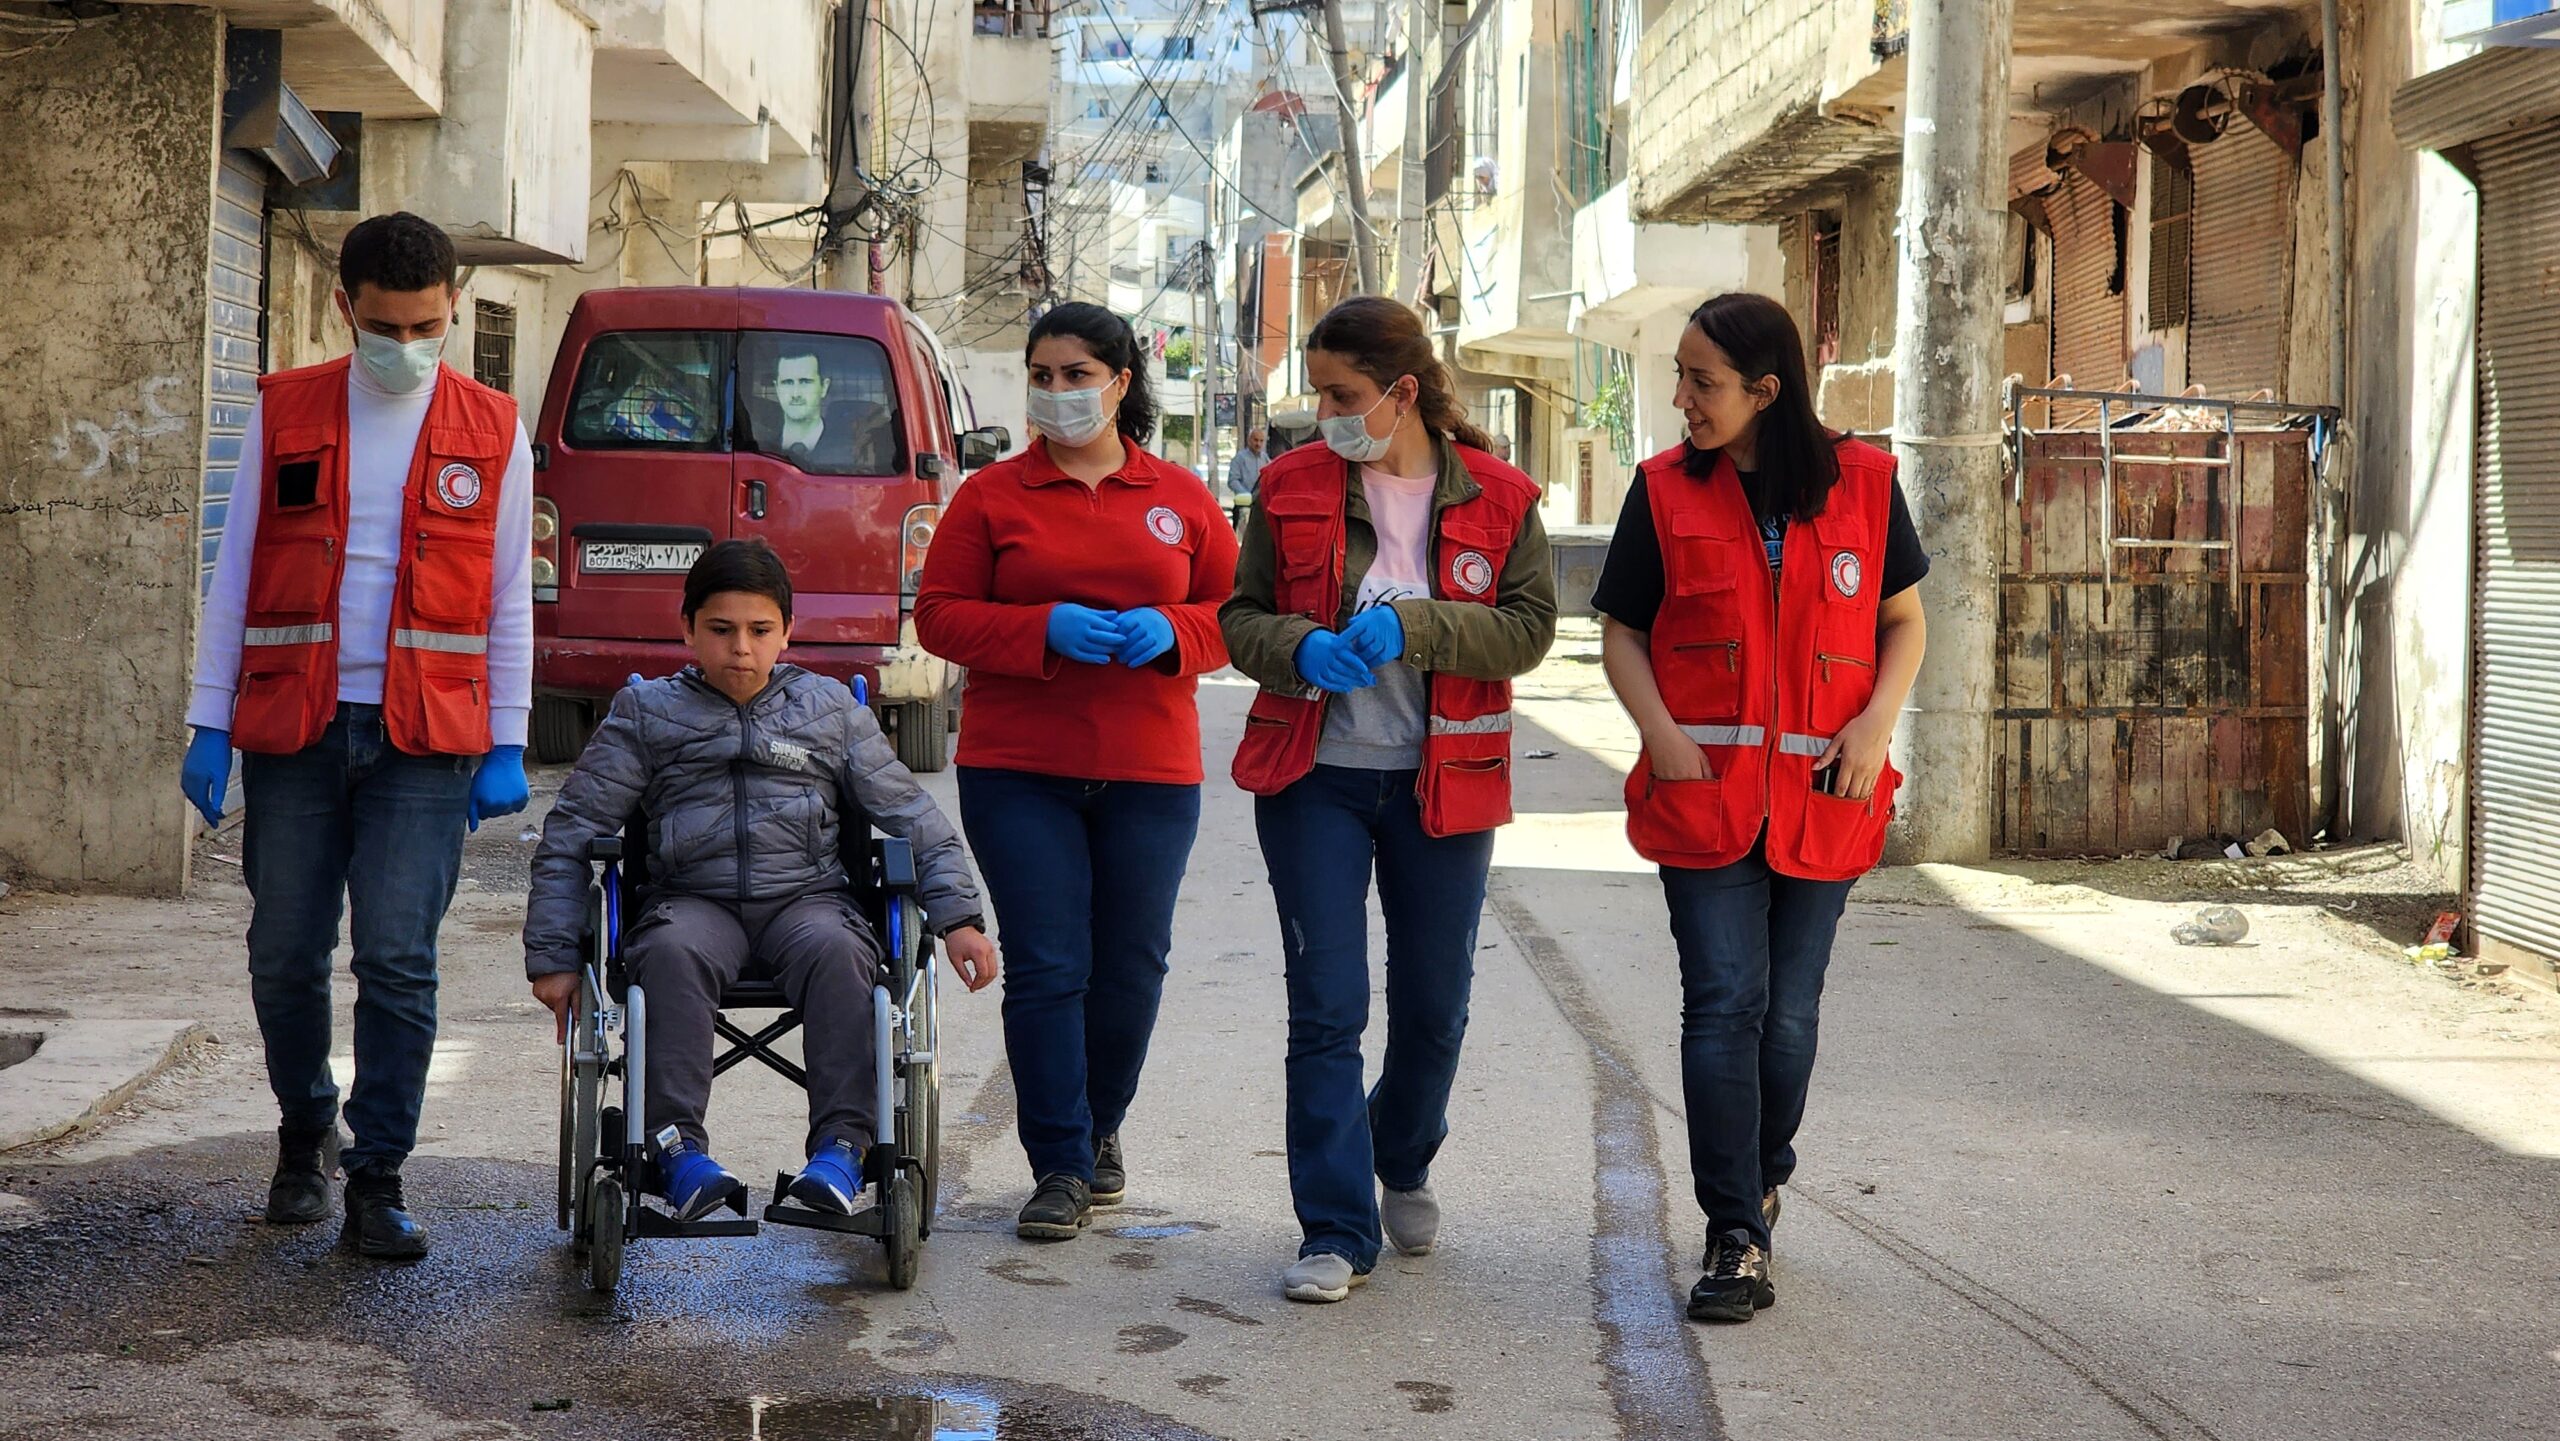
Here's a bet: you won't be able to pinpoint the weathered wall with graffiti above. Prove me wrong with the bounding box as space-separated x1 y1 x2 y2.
0 11 222 893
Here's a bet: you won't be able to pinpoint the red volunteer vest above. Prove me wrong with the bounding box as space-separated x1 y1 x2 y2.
1231 442 1537 836
230 357 518 757
1623 438 1900 880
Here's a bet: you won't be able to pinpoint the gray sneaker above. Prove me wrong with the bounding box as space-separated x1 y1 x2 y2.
1281 1252 1368 1303
1381 1183 1440 1256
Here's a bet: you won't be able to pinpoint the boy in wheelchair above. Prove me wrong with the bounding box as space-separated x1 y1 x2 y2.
522 540 996 1223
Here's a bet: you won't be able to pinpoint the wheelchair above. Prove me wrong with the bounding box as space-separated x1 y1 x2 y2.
554 814 943 1294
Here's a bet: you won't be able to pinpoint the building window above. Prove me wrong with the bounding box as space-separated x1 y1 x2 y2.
1086 97 1110 119
1160 36 1195 59
2148 154 2193 328
1811 215 1842 369
473 299 516 395
1144 161 1165 183
1149 97 1173 129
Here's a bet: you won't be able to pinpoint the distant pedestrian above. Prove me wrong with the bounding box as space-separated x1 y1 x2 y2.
178 213 534 1260
914 302 1239 1243
1490 433 1512 464
1227 425 1268 528
1591 291 1928 1323
1222 296 1557 1304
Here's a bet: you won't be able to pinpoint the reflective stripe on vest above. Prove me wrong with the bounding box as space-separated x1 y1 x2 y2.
1429 711 1513 736
1778 732 1830 757
393 628 490 655
242 623 334 647
1679 723 1766 747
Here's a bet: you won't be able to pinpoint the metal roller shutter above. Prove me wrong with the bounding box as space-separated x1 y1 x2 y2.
2049 171 2123 390
203 152 267 591
2469 119 2560 977
2187 126 2294 398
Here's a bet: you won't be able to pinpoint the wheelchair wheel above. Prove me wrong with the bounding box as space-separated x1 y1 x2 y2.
586 1173 627 1293
911 949 941 1237
560 978 605 1238
882 1174 921 1291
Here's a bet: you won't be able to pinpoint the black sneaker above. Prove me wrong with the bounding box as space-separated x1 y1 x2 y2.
1091 1134 1126 1207
1689 1231 1773 1324
1015 1173 1093 1241
339 1169 430 1261
265 1124 340 1225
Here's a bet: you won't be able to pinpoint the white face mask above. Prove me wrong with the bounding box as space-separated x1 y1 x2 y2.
1025 384 1114 448
354 329 445 395
1320 387 1403 464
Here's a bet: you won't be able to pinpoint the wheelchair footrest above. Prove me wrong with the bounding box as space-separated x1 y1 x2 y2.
632 1190 759 1240
763 1172 891 1238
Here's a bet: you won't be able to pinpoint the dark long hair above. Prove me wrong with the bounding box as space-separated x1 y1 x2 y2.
1305 296 1495 452
1684 292 1839 520
1028 302 1159 445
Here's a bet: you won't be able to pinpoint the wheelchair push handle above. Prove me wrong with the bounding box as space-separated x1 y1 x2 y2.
587 836 624 863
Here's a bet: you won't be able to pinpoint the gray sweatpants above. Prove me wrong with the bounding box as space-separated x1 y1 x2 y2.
624 889 882 1158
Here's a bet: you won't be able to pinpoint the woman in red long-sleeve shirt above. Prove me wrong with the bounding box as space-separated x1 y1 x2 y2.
914 302 1239 1242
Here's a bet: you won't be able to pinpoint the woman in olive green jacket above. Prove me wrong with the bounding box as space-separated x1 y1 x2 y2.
1219 296 1557 1304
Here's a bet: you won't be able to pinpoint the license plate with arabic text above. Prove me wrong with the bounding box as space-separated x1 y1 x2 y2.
581 542 703 574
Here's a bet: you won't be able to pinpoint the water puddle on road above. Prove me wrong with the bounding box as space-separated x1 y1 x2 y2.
681 1387 1005 1439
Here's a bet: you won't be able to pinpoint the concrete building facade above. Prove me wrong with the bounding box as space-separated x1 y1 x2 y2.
0 1 832 895
1622 0 2560 985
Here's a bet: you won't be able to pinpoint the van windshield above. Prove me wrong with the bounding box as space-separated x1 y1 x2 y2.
737 331 904 477
563 331 728 450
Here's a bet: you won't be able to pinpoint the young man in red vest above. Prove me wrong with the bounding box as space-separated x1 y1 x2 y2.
179 213 534 1260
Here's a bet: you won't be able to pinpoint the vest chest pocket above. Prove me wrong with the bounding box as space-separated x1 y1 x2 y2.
406 519 498 626
1806 510 1880 733
1264 493 1339 612
1436 518 1514 603
1659 508 1749 722
268 426 336 512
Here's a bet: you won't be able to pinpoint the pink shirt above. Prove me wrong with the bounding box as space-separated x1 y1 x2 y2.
1316 464 1438 769
1357 465 1436 604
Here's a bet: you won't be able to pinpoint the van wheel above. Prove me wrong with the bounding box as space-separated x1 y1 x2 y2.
532 696 594 765
894 696 951 774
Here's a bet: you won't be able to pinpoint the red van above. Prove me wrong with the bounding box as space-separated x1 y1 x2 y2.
528 287 1005 770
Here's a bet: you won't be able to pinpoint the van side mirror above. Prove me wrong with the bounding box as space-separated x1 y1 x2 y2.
960 427 1010 471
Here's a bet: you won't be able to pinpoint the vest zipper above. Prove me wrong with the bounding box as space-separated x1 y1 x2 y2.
732 701 755 910
1816 651 1874 684
1674 639 1740 673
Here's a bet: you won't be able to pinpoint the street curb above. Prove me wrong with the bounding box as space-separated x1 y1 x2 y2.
0 1020 215 1153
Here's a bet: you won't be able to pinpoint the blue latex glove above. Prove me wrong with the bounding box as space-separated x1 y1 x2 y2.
1340 604 1406 669
1046 603 1123 665
1294 629 1378 693
180 726 231 828
1112 607 1177 668
468 745 530 833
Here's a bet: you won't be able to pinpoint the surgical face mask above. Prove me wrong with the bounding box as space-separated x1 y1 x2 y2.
354 328 445 395
1320 388 1403 464
1025 384 1114 448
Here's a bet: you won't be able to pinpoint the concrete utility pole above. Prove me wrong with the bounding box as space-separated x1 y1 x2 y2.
1318 0 1382 293
1395 0 1431 308
1885 0 2013 863
1202 168 1221 484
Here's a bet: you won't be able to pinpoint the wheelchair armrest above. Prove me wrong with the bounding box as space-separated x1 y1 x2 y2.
874 835 918 895
587 836 623 863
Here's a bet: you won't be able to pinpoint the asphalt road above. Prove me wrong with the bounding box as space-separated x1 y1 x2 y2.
3 636 2556 1439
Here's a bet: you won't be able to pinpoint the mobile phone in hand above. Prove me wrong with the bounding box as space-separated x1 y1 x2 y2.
1811 763 1839 796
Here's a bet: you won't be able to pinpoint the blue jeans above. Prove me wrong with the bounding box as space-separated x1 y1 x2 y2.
241 704 471 1177
1256 766 1495 1271
958 767 1200 1183
1662 840 1854 1250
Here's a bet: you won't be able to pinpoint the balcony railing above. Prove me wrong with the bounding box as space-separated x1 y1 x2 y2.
975 0 1049 40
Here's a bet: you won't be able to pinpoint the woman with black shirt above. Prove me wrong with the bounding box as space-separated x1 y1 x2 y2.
1590 291 1928 1324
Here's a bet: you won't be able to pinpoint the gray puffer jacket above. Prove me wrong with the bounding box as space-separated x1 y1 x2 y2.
522 664 981 979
